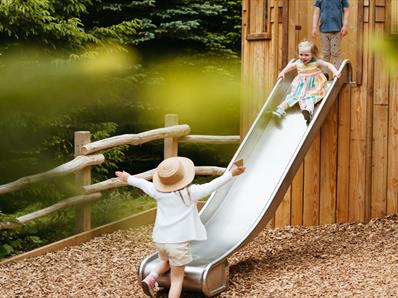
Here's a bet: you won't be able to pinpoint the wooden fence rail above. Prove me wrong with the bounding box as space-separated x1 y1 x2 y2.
0 166 226 230
0 114 239 232
81 124 191 155
17 193 102 224
179 135 240 144
83 166 226 194
0 154 105 195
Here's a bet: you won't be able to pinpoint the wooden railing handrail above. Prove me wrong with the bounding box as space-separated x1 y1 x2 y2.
0 166 225 230
179 135 240 144
0 130 238 197
0 155 105 196
14 193 102 226
0 116 239 231
81 124 191 155
0 167 226 229
83 166 226 194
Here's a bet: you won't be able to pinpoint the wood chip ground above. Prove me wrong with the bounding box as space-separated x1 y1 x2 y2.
1 215 398 297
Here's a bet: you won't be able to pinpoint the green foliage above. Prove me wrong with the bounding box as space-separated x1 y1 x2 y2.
82 0 241 58
52 0 93 17
0 0 242 58
0 0 242 259
91 19 144 45
92 189 156 227
0 190 158 260
0 48 139 172
0 214 44 259
89 122 129 181
0 0 97 50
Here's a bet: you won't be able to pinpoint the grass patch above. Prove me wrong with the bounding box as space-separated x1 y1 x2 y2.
92 189 156 227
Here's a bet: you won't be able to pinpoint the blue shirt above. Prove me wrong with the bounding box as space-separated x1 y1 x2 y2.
315 0 349 33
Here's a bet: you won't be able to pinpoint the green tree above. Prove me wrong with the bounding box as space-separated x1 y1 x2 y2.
0 0 242 58
0 0 143 52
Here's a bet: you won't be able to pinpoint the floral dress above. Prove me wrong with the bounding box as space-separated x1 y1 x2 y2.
285 58 327 114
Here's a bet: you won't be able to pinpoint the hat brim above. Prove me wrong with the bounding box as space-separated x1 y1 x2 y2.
153 157 195 192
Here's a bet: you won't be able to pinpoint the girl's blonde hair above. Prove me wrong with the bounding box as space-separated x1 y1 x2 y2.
298 40 319 58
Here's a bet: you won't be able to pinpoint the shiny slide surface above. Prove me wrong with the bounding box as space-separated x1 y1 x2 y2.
138 60 352 296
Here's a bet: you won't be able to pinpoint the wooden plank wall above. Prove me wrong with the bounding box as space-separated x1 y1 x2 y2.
241 0 397 227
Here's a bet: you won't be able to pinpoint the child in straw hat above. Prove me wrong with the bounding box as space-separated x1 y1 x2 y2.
115 156 245 298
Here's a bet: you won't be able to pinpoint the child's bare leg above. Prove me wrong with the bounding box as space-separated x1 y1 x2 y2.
168 265 185 298
154 260 170 276
141 260 169 297
144 260 169 281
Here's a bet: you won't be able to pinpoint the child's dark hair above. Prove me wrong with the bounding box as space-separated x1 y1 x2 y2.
298 40 319 58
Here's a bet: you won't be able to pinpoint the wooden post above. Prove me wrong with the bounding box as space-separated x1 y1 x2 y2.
164 114 179 159
74 131 92 233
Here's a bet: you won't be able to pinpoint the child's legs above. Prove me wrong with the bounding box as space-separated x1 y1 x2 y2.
154 260 170 276
304 99 315 114
329 32 342 69
277 101 289 111
155 242 192 298
169 265 185 298
154 243 172 277
301 95 318 114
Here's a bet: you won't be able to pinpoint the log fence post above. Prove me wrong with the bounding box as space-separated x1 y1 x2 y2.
164 114 179 159
74 131 92 233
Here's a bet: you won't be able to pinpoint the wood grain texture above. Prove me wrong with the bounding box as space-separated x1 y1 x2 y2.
371 104 388 218
74 131 92 233
291 164 304 226
275 186 291 227
303 134 321 226
336 85 351 223
387 74 398 214
320 101 338 224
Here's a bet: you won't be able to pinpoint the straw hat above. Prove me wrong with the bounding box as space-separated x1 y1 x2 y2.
153 157 195 192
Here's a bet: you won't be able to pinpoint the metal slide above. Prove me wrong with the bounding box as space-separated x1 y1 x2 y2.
138 60 352 297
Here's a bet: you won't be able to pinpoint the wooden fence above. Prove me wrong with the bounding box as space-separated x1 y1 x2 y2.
0 114 240 232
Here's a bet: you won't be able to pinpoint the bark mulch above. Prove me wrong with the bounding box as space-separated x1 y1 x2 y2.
1 215 398 298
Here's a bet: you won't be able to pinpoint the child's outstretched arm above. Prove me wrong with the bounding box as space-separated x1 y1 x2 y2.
278 61 297 80
317 60 341 79
115 170 160 198
115 171 130 183
189 166 246 202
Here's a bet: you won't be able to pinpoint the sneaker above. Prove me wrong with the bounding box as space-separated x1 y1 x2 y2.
141 274 157 297
301 109 312 124
323 73 329 80
272 106 286 119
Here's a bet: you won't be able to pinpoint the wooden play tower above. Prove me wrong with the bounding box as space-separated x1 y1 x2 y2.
241 0 398 227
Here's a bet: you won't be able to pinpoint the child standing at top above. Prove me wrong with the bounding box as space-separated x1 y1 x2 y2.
115 156 245 298
272 40 340 124
312 0 349 74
